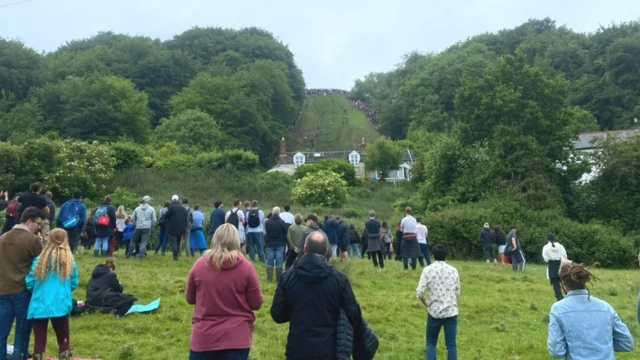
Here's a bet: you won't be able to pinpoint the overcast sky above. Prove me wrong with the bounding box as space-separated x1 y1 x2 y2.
1 0 639 89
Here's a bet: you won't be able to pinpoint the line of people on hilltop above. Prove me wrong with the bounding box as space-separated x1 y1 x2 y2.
303 88 379 127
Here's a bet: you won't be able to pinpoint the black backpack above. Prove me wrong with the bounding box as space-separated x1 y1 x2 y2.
247 209 261 228
227 209 241 229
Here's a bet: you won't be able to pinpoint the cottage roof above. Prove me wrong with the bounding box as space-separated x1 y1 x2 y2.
573 130 638 150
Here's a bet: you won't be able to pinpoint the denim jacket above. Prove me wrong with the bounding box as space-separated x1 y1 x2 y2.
548 290 634 359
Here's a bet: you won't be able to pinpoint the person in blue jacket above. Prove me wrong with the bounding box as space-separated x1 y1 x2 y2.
122 217 135 255
56 191 87 254
26 228 79 360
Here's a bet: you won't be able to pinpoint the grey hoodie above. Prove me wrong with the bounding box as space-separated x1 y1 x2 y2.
132 204 157 230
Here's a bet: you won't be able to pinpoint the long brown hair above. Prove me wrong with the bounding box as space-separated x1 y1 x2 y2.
559 262 599 300
35 228 75 281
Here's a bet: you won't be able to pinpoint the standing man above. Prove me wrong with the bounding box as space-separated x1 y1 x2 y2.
245 200 266 262
165 195 188 261
297 215 326 259
506 226 525 271
226 200 246 250
56 191 87 254
264 207 288 283
364 211 384 269
324 215 339 258
481 223 497 268
280 205 295 225
129 196 157 259
0 207 46 360
336 216 349 261
416 218 431 266
44 191 56 236
400 207 422 270
208 200 225 238
18 182 49 238
416 244 460 360
271 231 363 360
181 199 194 258
285 214 304 269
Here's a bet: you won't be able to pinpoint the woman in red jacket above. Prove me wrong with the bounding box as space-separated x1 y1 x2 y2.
186 224 263 360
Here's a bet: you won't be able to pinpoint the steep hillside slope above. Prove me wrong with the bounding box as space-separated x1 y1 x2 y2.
288 94 380 151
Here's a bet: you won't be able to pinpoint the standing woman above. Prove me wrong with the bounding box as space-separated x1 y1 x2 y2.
494 226 507 269
154 201 170 255
115 206 127 252
548 262 634 359
381 222 393 260
186 224 263 360
26 229 79 360
542 234 567 301
189 205 208 257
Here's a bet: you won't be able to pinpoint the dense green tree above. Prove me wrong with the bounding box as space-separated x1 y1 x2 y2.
294 159 358 187
365 138 404 178
153 109 222 152
0 39 44 104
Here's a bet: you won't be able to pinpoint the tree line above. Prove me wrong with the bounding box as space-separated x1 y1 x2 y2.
0 27 306 167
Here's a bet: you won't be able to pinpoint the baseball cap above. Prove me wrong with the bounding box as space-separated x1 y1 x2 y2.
369 211 376 217
484 223 490 229
142 195 152 202
171 194 179 201
305 214 319 223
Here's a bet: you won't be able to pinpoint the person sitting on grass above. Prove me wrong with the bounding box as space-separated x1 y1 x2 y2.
85 258 136 317
548 262 634 359
26 228 79 360
416 244 460 360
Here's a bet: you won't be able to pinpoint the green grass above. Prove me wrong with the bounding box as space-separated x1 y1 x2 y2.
288 94 380 151
23 254 640 359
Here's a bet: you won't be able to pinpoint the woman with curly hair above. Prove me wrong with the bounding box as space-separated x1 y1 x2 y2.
547 262 634 359
26 228 79 360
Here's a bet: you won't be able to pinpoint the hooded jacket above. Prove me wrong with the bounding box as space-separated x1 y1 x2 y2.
165 201 188 237
271 253 362 360
542 242 568 279
86 264 136 316
324 219 340 245
132 204 157 230
297 223 327 258
480 228 496 247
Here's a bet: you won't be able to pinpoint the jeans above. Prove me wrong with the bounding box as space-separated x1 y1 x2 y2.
246 232 265 262
94 236 109 252
426 314 457 360
420 244 431 265
129 228 151 258
349 244 362 259
66 228 80 253
370 251 384 268
266 246 286 268
0 291 31 360
189 348 250 360
154 228 168 254
384 243 392 259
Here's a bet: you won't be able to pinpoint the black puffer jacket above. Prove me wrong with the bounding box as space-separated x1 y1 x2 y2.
348 228 360 245
337 309 379 360
165 201 188 237
271 254 362 360
86 264 136 316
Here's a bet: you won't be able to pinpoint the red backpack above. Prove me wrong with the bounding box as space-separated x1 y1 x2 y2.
5 200 19 218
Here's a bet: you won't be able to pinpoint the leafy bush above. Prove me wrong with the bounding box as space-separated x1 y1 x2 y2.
110 140 151 170
194 150 260 171
110 187 141 211
422 197 637 268
294 159 358 186
292 170 348 208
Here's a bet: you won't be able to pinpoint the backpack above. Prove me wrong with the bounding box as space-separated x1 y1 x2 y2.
59 200 81 229
247 209 261 228
93 205 110 227
227 209 241 229
5 200 19 218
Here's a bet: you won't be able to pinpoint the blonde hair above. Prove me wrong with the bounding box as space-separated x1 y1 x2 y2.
35 228 74 281
203 224 240 271
116 206 127 219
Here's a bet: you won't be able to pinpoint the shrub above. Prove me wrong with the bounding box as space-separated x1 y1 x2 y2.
194 150 260 171
294 159 358 186
292 170 348 208
110 141 151 170
423 196 637 268
110 187 141 211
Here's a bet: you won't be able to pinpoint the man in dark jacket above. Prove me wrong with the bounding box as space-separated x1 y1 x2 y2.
480 222 497 268
208 200 225 237
264 207 288 283
297 215 326 259
271 231 363 360
324 215 339 259
336 216 349 261
165 195 188 261
93 196 117 257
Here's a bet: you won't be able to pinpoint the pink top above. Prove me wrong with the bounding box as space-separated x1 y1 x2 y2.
186 253 263 352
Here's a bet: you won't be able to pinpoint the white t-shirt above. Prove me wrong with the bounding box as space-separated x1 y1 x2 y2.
225 207 245 224
280 211 295 225
401 215 417 234
416 224 428 244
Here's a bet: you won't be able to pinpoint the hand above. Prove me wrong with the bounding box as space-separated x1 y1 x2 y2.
294 247 298 253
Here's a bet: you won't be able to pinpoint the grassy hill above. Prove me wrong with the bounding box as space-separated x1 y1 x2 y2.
288 94 380 151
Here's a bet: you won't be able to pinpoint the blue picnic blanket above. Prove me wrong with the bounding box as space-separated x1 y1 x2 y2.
124 298 160 316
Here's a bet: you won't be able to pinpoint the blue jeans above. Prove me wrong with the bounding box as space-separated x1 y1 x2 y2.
349 243 362 259
94 236 109 252
426 314 457 360
0 291 32 360
266 246 285 268
189 348 250 360
420 244 431 265
246 232 265 262
154 228 168 254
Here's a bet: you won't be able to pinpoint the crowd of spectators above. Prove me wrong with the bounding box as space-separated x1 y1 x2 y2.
304 89 379 127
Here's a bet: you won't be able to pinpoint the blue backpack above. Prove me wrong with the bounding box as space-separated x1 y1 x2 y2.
93 205 110 228
59 200 81 229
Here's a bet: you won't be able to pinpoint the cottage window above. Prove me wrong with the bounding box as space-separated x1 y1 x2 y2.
293 153 305 168
349 151 360 167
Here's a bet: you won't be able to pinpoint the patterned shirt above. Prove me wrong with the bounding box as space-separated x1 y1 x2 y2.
416 261 460 319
